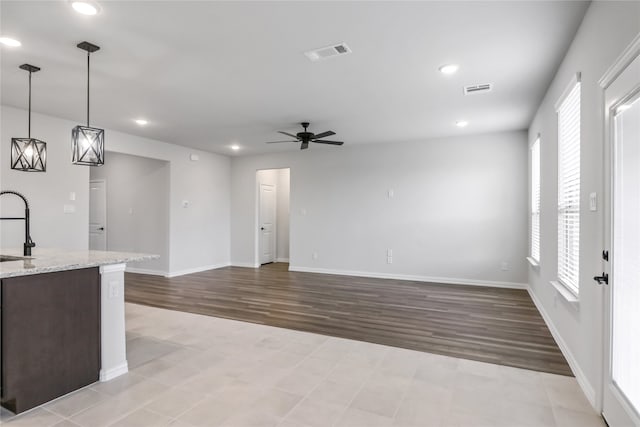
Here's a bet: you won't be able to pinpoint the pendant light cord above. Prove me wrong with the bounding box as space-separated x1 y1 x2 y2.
87 51 90 127
28 70 32 139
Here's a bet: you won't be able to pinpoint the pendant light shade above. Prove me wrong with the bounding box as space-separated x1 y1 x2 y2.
72 41 104 166
71 125 104 165
11 64 47 172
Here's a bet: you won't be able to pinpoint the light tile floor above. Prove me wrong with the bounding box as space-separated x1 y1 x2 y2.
1 303 606 427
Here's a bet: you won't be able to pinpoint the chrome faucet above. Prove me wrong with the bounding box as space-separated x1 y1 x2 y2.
0 190 36 256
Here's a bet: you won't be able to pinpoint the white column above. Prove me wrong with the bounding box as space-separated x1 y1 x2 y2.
98 263 128 381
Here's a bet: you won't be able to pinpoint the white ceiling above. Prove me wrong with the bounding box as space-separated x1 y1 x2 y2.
0 1 589 156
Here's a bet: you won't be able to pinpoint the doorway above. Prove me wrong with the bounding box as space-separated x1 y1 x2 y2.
256 168 290 266
89 151 170 275
602 50 640 426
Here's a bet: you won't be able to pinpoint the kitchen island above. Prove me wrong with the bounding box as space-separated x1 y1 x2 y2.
0 248 157 414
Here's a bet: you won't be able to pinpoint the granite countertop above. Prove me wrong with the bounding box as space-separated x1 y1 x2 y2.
0 248 158 278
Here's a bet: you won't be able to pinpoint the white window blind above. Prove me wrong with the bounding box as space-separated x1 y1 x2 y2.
556 79 581 294
531 138 541 262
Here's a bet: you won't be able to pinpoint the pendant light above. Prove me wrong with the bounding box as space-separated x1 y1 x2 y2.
72 41 104 166
11 64 47 172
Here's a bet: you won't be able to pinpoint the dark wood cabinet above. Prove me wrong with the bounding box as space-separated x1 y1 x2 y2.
1 268 101 414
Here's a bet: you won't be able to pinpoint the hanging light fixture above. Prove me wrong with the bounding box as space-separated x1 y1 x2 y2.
11 64 47 172
72 41 104 166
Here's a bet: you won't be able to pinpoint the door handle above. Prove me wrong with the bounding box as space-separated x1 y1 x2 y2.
260 227 265 230
98 227 105 231
594 273 609 285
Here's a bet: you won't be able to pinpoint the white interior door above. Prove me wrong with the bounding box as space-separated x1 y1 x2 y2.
602 51 640 427
89 180 107 251
259 183 276 265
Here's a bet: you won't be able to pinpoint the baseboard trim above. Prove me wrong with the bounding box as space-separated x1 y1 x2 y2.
100 362 128 382
165 262 230 278
231 262 260 268
125 267 167 276
527 286 597 409
276 258 290 263
287 266 527 289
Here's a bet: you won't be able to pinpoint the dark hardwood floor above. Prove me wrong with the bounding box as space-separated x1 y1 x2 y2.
125 263 572 376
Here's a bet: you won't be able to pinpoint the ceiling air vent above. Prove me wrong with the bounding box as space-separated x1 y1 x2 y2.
463 83 492 95
304 43 352 62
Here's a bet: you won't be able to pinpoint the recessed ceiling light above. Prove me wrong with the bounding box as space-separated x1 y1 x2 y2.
0 37 21 47
230 145 240 151
439 64 459 75
71 1 99 15
134 119 148 126
455 120 469 128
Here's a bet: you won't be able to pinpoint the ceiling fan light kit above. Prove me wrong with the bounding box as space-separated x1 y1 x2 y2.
266 122 344 150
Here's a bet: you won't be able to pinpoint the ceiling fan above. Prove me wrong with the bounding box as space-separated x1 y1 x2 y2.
265 122 344 150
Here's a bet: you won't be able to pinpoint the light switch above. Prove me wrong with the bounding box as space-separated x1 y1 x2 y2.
388 189 394 198
69 192 76 201
63 204 76 214
589 192 597 211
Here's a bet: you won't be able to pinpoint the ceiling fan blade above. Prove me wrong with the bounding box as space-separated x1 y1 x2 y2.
313 140 344 145
265 140 297 144
278 131 299 139
300 141 309 150
313 131 335 139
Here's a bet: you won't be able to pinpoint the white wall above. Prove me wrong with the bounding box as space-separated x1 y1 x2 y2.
232 131 528 286
1 106 90 251
527 1 640 409
0 105 231 275
256 168 290 263
90 152 170 274
276 168 290 261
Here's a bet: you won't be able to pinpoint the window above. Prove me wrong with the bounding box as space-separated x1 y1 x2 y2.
531 137 541 263
556 75 581 294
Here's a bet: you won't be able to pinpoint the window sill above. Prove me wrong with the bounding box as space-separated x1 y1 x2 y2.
526 257 540 269
550 280 579 307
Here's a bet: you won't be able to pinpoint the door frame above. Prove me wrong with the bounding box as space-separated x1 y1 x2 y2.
599 34 640 426
89 179 107 250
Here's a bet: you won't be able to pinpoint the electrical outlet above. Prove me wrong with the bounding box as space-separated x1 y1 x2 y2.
108 281 119 299
387 249 393 257
312 252 318 260
387 256 393 264
388 189 394 198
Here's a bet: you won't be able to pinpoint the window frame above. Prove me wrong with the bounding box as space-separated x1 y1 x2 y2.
530 136 541 264
555 73 581 296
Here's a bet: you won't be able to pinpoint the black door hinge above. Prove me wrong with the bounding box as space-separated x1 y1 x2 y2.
602 250 609 261
594 273 609 285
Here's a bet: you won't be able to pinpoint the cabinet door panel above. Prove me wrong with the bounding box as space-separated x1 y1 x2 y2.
1 268 100 413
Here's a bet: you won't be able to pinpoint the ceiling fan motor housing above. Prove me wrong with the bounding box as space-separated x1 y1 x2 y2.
297 132 314 141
